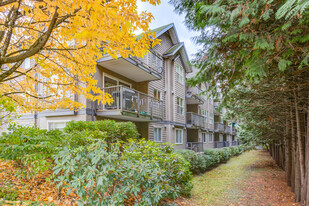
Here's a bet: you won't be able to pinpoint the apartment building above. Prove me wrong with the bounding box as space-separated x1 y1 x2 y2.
213 101 238 148
2 23 237 151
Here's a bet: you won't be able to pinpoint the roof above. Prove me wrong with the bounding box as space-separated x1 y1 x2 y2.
137 23 192 73
163 42 184 57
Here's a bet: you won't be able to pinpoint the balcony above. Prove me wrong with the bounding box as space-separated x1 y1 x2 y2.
97 86 163 122
97 53 162 82
214 141 230 148
186 142 203 153
186 86 204 104
186 112 205 128
214 122 225 132
225 125 231 133
232 128 237 135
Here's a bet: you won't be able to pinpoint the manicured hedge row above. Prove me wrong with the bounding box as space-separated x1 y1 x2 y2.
177 145 253 174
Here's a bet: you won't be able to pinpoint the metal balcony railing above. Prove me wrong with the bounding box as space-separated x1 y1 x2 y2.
99 85 164 119
186 112 205 128
214 122 225 132
131 52 163 77
232 141 238 146
186 142 203 153
225 125 231 133
214 141 224 148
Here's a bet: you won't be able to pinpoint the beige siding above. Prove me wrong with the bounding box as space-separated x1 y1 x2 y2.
174 58 186 124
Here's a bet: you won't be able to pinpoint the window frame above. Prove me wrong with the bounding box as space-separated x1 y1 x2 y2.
175 129 183 144
103 73 132 88
209 112 214 124
202 109 207 122
153 127 162 142
177 97 184 115
202 132 207 143
175 64 184 84
209 133 214 143
47 120 70 131
154 89 162 101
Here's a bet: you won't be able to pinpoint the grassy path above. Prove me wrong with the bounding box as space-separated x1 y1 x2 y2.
187 150 299 206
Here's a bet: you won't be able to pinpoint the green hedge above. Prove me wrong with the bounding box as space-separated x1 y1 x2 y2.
177 145 252 174
64 120 139 143
54 139 192 205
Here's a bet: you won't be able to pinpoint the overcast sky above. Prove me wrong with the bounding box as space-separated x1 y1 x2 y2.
137 1 201 60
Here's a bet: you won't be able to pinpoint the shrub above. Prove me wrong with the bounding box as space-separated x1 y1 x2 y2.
204 149 221 165
64 120 139 143
176 150 199 173
0 125 98 178
54 139 192 205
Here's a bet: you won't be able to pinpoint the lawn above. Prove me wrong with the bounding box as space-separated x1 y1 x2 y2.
180 150 299 206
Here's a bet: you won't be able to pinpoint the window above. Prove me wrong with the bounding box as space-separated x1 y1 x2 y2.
177 97 184 115
154 128 162 142
176 64 184 84
175 129 183 144
209 133 213 143
154 89 162 100
202 109 207 122
209 113 214 124
202 132 207 143
103 74 131 88
48 121 67 131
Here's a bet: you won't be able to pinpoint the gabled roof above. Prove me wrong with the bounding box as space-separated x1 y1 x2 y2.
163 42 184 57
137 23 192 73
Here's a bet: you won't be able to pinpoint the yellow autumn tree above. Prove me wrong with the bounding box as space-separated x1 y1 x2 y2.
0 0 160 115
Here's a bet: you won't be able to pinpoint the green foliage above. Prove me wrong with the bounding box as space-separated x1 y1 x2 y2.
177 145 250 174
54 139 192 205
0 125 98 178
64 120 139 143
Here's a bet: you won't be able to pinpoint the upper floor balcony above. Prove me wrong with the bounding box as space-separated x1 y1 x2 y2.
96 86 163 122
214 122 225 133
232 128 237 135
97 52 163 82
186 86 204 104
225 125 231 134
186 112 205 128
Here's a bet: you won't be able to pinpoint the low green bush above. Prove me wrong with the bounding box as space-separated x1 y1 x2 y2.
54 139 192 205
64 120 139 143
178 145 251 174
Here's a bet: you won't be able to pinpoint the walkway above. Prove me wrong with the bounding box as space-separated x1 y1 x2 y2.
179 150 299 206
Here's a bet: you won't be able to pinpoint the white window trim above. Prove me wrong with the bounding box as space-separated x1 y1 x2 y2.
154 89 162 100
208 133 214 143
47 120 71 131
177 97 184 115
175 64 184 85
175 129 183 144
202 132 207 143
103 73 132 88
153 127 162 142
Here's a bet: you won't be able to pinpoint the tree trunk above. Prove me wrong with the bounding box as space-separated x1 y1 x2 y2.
285 119 292 187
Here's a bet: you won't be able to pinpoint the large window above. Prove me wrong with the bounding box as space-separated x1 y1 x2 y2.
154 128 162 142
202 132 207 143
177 97 184 115
154 89 162 100
202 109 207 122
48 121 67 131
175 129 183 144
209 133 213 143
176 64 184 84
103 74 131 88
209 113 214 124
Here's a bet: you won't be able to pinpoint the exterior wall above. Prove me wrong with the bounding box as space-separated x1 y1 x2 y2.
38 114 88 130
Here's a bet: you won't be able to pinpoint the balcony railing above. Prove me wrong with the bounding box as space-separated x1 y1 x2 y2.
98 85 163 120
131 52 163 77
214 122 225 132
214 141 224 148
232 141 238 146
186 86 204 104
186 142 203 153
187 112 205 128
232 128 237 135
214 141 230 148
225 125 231 133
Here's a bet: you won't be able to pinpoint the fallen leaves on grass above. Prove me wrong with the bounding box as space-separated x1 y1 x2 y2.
0 160 77 205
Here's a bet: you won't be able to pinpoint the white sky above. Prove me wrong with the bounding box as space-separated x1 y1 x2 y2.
137 1 201 60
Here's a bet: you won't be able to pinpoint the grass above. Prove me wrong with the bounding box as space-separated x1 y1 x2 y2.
190 150 259 205
187 150 298 206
